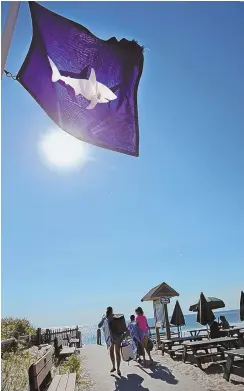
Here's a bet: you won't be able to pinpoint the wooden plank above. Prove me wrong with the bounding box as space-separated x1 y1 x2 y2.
59 347 75 356
66 373 76 391
33 349 53 376
56 374 69 391
182 337 237 347
196 352 224 358
224 348 244 358
47 375 62 391
1 338 16 346
34 358 52 389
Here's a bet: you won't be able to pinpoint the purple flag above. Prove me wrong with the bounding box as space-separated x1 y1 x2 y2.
17 2 144 156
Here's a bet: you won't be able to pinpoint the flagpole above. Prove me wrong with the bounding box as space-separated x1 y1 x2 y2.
1 1 21 78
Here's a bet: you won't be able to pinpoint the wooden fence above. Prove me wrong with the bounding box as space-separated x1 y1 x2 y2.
1 338 18 355
1 325 82 353
37 326 81 346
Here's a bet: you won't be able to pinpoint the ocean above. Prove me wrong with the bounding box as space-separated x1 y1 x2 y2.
79 309 243 345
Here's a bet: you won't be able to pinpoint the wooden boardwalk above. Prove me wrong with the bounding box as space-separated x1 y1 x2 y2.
80 344 204 391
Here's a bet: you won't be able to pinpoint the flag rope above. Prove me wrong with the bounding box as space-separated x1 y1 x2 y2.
1 2 21 78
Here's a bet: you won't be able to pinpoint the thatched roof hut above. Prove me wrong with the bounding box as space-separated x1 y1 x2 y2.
141 282 179 302
141 282 179 342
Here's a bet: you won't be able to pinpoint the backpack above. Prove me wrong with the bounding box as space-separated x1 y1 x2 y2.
111 314 127 335
121 340 134 362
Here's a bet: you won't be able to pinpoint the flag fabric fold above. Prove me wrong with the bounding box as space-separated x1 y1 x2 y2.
17 2 144 156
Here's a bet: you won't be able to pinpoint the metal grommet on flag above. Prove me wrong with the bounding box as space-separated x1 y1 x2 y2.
4 70 17 80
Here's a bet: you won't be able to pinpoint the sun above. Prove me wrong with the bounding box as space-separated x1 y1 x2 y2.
39 128 87 170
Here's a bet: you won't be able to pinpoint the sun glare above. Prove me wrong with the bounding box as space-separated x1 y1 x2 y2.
39 128 87 170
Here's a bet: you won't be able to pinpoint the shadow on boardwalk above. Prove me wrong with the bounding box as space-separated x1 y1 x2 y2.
138 361 178 385
112 361 178 391
113 374 150 391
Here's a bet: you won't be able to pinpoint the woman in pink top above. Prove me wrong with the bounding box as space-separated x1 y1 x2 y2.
135 307 153 365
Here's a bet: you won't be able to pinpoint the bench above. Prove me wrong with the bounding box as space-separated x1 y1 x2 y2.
217 357 244 367
67 333 80 348
194 351 225 368
167 347 184 358
222 348 244 382
29 348 76 391
54 336 76 359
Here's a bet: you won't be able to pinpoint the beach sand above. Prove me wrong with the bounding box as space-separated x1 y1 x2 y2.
80 344 244 391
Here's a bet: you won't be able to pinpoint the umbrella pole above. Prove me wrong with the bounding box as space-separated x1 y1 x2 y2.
164 304 171 340
207 324 210 340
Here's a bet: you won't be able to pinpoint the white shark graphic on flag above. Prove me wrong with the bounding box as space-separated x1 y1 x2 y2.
47 56 117 110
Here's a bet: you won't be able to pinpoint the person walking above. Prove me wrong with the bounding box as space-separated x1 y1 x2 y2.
219 316 230 330
128 314 145 364
135 306 153 366
98 306 123 376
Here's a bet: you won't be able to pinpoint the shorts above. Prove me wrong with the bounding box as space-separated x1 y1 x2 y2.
140 330 149 339
112 334 123 347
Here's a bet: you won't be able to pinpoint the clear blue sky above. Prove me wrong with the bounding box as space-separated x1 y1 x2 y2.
2 1 244 327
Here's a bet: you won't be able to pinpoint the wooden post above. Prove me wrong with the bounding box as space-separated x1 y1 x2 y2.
97 329 101 345
28 364 35 391
36 328 42 346
45 329 51 344
155 324 161 349
164 304 171 340
77 331 82 348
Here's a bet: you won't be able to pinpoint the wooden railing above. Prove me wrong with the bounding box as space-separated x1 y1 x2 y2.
1 325 82 353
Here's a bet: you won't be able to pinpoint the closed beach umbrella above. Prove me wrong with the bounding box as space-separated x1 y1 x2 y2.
189 297 225 312
197 292 215 326
170 300 185 338
240 291 244 321
171 300 185 327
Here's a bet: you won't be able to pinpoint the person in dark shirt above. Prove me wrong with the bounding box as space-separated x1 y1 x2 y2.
98 306 122 376
209 320 221 339
219 316 230 330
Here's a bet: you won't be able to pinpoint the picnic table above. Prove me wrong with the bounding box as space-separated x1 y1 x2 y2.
186 328 208 337
182 336 238 369
223 348 244 382
161 335 205 357
220 327 243 337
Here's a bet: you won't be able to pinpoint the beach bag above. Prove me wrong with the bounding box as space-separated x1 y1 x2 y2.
147 338 153 352
121 340 134 362
112 314 127 335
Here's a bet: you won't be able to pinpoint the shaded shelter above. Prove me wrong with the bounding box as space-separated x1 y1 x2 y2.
141 282 179 302
141 282 179 342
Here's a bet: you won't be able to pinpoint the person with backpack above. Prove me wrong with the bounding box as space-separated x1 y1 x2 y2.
98 306 126 376
135 306 153 366
128 314 145 363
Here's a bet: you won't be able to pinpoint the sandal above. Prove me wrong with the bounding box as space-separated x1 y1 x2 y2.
110 368 116 373
117 370 121 376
